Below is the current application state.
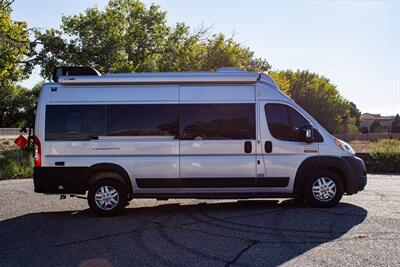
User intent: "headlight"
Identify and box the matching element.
[335,139,355,154]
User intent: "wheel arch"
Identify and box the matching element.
[293,156,352,194]
[83,163,133,195]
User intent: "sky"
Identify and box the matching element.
[11,0,400,115]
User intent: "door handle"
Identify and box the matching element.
[265,141,272,153]
[244,141,252,153]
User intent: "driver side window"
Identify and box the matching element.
[265,103,309,142]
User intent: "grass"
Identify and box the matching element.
[0,138,33,180]
[0,147,34,180]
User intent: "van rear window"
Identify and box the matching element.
[46,105,106,140]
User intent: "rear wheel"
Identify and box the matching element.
[88,179,127,216]
[304,170,344,208]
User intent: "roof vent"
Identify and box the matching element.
[52,66,101,82]
[216,67,247,72]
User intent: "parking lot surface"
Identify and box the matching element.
[0,174,399,266]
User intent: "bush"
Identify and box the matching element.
[2,139,11,145]
[0,147,34,180]
[363,139,400,173]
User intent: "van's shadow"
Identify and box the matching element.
[0,200,367,266]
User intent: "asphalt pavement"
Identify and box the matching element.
[0,174,399,267]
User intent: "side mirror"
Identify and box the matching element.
[301,124,315,143]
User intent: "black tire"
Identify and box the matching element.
[304,170,344,208]
[88,179,127,216]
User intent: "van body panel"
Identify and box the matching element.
[49,84,180,102]
[180,85,255,102]
[180,155,256,178]
[44,140,179,157]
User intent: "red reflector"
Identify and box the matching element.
[14,135,28,149]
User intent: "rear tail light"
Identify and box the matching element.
[33,135,41,167]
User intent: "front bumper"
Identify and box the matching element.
[343,156,367,194]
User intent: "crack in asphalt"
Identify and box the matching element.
[225,241,259,267]
[53,223,162,247]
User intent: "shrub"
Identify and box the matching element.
[365,139,400,173]
[0,147,34,180]
[2,139,11,145]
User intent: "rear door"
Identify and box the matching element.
[258,100,319,193]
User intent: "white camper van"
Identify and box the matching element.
[32,67,367,216]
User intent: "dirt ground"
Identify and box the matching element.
[348,141,376,153]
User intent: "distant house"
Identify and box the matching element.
[360,113,395,133]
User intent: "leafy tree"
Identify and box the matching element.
[370,120,384,133]
[157,23,206,72]
[348,101,361,128]
[345,116,360,134]
[0,80,42,127]
[200,34,270,71]
[35,0,271,79]
[0,0,31,84]
[391,114,400,133]
[0,82,36,127]
[0,0,39,127]
[269,70,358,134]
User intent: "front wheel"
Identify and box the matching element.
[88,179,127,216]
[304,170,344,208]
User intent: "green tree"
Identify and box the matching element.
[0,80,42,127]
[392,114,400,133]
[0,83,37,127]
[348,101,361,128]
[370,120,384,133]
[201,34,270,71]
[270,70,358,134]
[0,0,31,84]
[157,23,206,72]
[0,0,38,127]
[35,0,271,79]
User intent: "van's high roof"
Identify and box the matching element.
[55,67,276,86]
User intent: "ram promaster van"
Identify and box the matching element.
[32,67,367,216]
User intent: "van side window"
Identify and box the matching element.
[265,103,316,142]
[106,105,179,137]
[264,104,292,141]
[46,105,106,140]
[287,106,309,141]
[180,104,255,140]
[45,104,255,140]
[66,112,81,132]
